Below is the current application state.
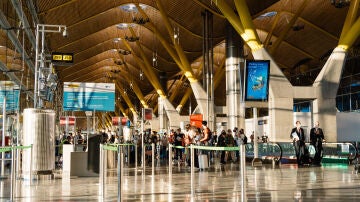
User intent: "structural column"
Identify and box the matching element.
[225,24,244,131]
[158,97,166,132]
[253,48,294,141]
[202,10,215,130]
[312,47,347,142]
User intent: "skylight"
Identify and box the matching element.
[119,3,148,13]
[116,23,136,30]
[257,11,277,19]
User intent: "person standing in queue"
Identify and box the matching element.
[310,121,325,166]
[290,121,306,166]
[200,121,210,145]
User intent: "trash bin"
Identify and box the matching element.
[87,134,102,173]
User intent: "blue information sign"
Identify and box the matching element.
[245,60,270,101]
[0,81,20,111]
[0,90,20,111]
[63,82,115,111]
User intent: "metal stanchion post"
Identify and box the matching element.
[103,145,107,199]
[117,145,121,202]
[142,145,145,172]
[127,145,130,165]
[99,144,103,197]
[168,144,172,174]
[240,144,246,201]
[30,144,33,184]
[10,146,15,201]
[190,145,194,197]
[135,144,138,169]
[151,143,155,172]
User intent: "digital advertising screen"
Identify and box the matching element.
[245,60,270,101]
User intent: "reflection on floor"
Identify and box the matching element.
[1,162,360,201]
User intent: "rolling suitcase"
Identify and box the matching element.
[198,154,209,169]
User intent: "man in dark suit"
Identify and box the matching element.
[290,121,306,166]
[310,121,325,166]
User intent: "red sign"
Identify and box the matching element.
[190,114,203,128]
[144,108,153,120]
[60,116,75,125]
[112,117,128,126]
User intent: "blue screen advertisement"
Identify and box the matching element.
[245,60,270,101]
[0,81,20,111]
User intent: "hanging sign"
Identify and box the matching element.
[52,52,74,65]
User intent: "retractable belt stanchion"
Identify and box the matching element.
[135,144,138,169]
[117,145,122,202]
[190,144,194,197]
[10,145,15,201]
[240,144,246,201]
[168,144,172,175]
[99,144,104,199]
[30,144,33,184]
[151,143,155,173]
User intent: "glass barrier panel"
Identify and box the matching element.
[277,142,296,159]
[244,143,282,159]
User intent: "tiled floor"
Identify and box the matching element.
[1,162,360,201]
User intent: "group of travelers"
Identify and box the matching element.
[290,121,325,167]
[167,121,248,166]
[55,120,326,168]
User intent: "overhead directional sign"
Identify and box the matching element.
[63,82,115,112]
[0,81,19,111]
[51,52,74,65]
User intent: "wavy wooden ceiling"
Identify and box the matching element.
[0,0,358,117]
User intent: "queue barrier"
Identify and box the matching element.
[100,143,156,202]
[169,142,357,165]
[0,145,33,201]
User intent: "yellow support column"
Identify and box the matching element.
[128,28,166,97]
[135,4,183,69]
[156,0,196,81]
[234,0,261,49]
[114,80,137,116]
[339,0,360,43]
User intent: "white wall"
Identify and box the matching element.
[245,116,270,140]
[336,112,360,142]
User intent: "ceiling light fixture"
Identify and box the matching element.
[132,17,150,25]
[114,60,125,65]
[113,38,121,43]
[125,35,140,42]
[118,49,131,55]
[292,24,305,31]
[330,0,351,8]
[173,27,179,44]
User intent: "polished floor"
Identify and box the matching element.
[1,161,360,201]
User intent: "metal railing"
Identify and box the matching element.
[0,145,33,201]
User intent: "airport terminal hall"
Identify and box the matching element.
[1,0,360,201]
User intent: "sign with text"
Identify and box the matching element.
[60,116,75,125]
[112,117,128,126]
[245,60,270,101]
[51,52,74,65]
[190,114,203,128]
[143,108,153,120]
[63,82,115,111]
[0,81,19,111]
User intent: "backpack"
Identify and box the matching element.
[243,135,248,144]
[205,127,213,142]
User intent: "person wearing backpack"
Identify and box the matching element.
[200,121,211,145]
